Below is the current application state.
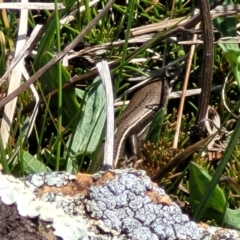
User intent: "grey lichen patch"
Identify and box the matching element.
[22,171,76,189]
[86,169,200,240]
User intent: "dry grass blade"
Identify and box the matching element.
[0,2,64,10]
[172,16,200,152]
[131,4,240,36]
[0,24,42,86]
[0,0,28,148]
[21,67,39,139]
[170,85,222,99]
[97,61,114,170]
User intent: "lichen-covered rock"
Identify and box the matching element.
[0,169,239,240]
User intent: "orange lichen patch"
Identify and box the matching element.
[76,173,94,188]
[146,191,172,205]
[95,172,115,186]
[37,174,94,197]
[197,223,210,229]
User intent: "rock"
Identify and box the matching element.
[0,169,239,240]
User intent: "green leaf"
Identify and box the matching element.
[145,108,165,143]
[224,51,240,87]
[37,52,80,128]
[224,207,240,230]
[22,150,51,175]
[66,78,106,172]
[189,162,226,224]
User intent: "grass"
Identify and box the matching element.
[0,0,240,230]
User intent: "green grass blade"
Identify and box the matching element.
[54,0,62,171]
[117,0,135,85]
[0,135,10,174]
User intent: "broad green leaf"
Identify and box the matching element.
[38,52,80,128]
[224,208,240,230]
[189,162,226,224]
[145,108,165,143]
[22,150,51,175]
[224,51,240,87]
[70,79,105,153]
[75,88,85,99]
[66,78,106,172]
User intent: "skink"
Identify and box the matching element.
[114,78,169,166]
[92,78,169,172]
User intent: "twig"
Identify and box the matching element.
[97,61,114,170]
[173,19,200,152]
[0,0,28,148]
[196,0,214,127]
